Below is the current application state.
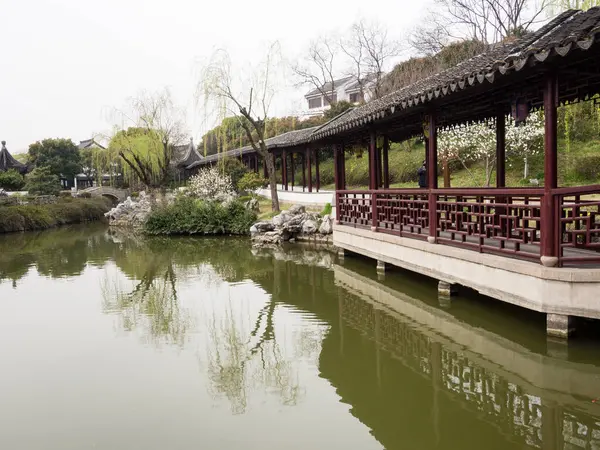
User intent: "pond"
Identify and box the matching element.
[0,224,599,450]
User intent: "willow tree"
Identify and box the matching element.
[199,44,282,212]
[110,89,187,189]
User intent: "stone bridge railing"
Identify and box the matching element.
[81,186,130,203]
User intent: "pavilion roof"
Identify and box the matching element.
[312,8,600,141]
[0,142,27,174]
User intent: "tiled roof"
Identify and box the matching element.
[0,141,27,173]
[172,139,203,168]
[305,76,354,97]
[312,8,600,140]
[78,139,105,150]
[186,127,318,169]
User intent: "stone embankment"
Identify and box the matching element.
[250,204,333,246]
[105,192,175,228]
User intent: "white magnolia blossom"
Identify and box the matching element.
[438,113,544,185]
[188,166,235,202]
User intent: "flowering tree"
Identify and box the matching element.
[438,114,544,186]
[438,121,496,186]
[506,112,544,179]
[188,166,235,203]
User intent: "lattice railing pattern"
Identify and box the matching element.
[337,192,372,227]
[558,189,600,265]
[376,192,429,238]
[435,191,543,259]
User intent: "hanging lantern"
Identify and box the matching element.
[511,98,529,126]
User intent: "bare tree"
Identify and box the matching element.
[341,19,401,101]
[412,0,550,53]
[199,44,282,212]
[292,36,340,106]
[109,88,187,188]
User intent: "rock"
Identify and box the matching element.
[302,219,318,234]
[250,225,258,235]
[252,230,284,245]
[319,215,333,234]
[288,204,306,216]
[283,214,304,233]
[0,189,7,197]
[105,191,153,228]
[245,198,260,212]
[272,212,291,228]
[253,221,274,232]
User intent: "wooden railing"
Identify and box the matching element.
[555,185,600,266]
[434,188,543,260]
[337,187,600,265]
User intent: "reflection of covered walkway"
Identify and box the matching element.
[248,248,600,450]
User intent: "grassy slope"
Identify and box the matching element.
[315,139,600,190]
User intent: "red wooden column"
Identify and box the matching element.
[541,72,559,266]
[383,136,390,189]
[306,147,313,193]
[427,113,438,243]
[369,130,377,190]
[314,149,320,192]
[290,152,295,190]
[282,150,288,191]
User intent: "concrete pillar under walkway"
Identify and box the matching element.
[376,260,386,273]
[546,314,575,339]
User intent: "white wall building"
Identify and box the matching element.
[302,75,378,118]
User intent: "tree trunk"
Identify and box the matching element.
[523,156,529,180]
[265,153,280,212]
[443,158,451,188]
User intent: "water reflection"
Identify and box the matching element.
[1,226,599,450]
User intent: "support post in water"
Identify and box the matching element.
[547,314,575,339]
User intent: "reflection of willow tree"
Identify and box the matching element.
[204,298,300,415]
[102,250,191,347]
[0,224,114,285]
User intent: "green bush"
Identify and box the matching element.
[144,197,257,236]
[320,203,332,216]
[0,169,26,191]
[0,197,111,233]
[238,172,267,193]
[25,166,61,196]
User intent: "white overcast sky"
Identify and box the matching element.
[1,0,432,153]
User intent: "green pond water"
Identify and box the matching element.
[1,224,599,450]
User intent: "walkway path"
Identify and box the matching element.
[257,185,333,206]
